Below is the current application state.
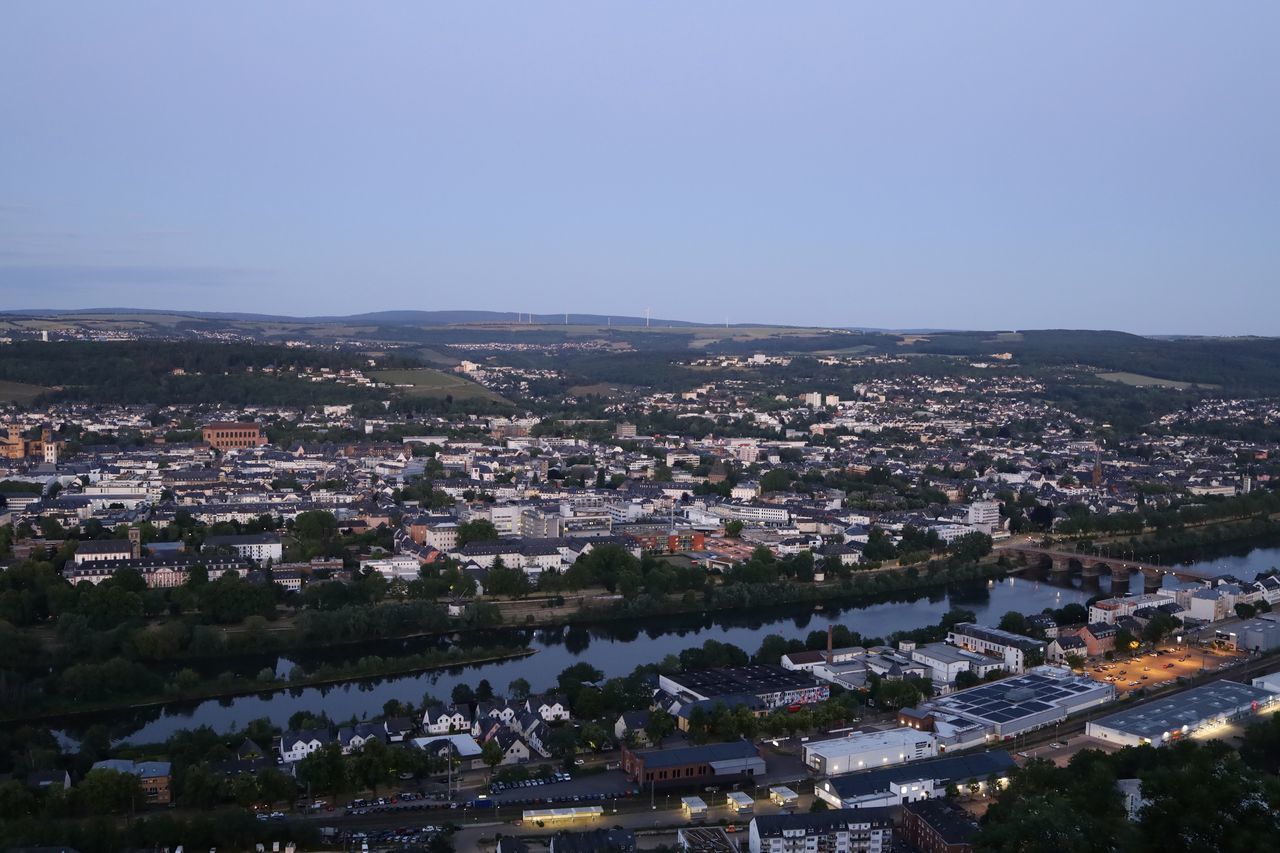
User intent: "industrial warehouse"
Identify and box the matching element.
[657,665,829,710]
[1085,680,1280,748]
[815,750,1016,810]
[803,728,938,775]
[900,666,1115,741]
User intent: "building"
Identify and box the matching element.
[1088,592,1177,625]
[549,828,636,853]
[621,739,765,786]
[202,421,268,451]
[204,532,284,562]
[1085,681,1279,748]
[966,500,1001,531]
[89,759,172,805]
[1233,619,1280,653]
[900,666,1114,740]
[280,728,334,763]
[658,665,829,711]
[72,538,138,564]
[676,826,737,852]
[748,807,894,853]
[0,425,57,460]
[908,643,1004,685]
[901,799,978,853]
[815,751,1015,810]
[803,728,937,776]
[945,623,1045,673]
[63,554,248,588]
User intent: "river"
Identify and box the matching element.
[69,544,1280,745]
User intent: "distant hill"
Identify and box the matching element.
[2,308,704,327]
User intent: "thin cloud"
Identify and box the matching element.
[0,263,266,291]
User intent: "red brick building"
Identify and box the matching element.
[900,799,977,853]
[202,421,267,451]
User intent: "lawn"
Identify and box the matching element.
[372,368,509,403]
[1097,371,1214,390]
[0,379,49,403]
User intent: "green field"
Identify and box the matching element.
[1097,371,1213,390]
[372,368,509,403]
[0,379,48,403]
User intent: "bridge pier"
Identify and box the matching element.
[1142,570,1163,594]
[1110,566,1132,593]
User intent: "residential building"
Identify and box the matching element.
[945,623,1045,673]
[900,799,978,853]
[204,532,284,562]
[90,759,172,805]
[748,807,894,853]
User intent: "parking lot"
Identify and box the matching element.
[1013,734,1120,768]
[1084,645,1246,695]
[487,769,634,807]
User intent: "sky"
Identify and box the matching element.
[2,3,1278,335]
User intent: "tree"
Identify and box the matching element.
[77,768,141,815]
[297,743,347,795]
[998,611,1030,636]
[1235,602,1258,620]
[353,738,393,794]
[456,519,499,547]
[481,739,504,776]
[862,527,896,562]
[475,679,495,703]
[724,519,744,538]
[508,677,531,700]
[1115,628,1138,654]
[644,709,676,745]
[1064,653,1086,671]
[874,679,923,710]
[451,683,476,706]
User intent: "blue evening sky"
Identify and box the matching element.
[2,3,1277,334]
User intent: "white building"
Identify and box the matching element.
[1089,592,1178,625]
[802,728,937,776]
[749,808,894,853]
[945,623,1045,673]
[967,500,1001,530]
[204,533,283,562]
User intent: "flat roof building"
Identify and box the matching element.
[900,666,1114,740]
[1086,681,1279,748]
[815,751,1015,810]
[748,807,894,853]
[659,665,829,710]
[803,727,937,776]
[621,739,765,786]
[901,799,979,853]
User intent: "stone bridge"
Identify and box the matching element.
[999,545,1218,593]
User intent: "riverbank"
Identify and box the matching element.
[0,645,534,725]
[1071,517,1280,570]
[488,556,1013,627]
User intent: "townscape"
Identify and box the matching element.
[5,4,1278,851]
[3,318,1280,852]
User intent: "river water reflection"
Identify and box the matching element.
[71,544,1280,744]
